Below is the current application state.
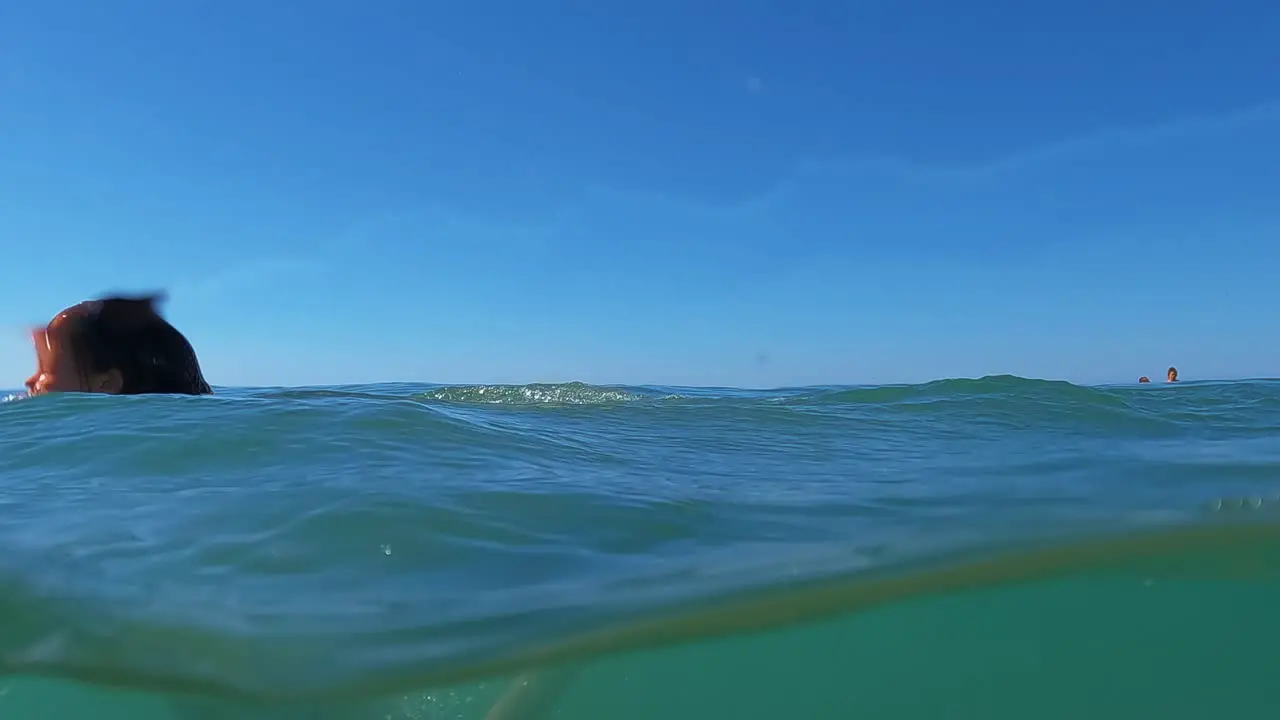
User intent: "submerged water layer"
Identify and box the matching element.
[0,377,1278,717]
[3,522,1278,719]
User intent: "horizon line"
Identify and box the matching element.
[7,375,1277,397]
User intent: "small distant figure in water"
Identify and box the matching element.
[1138,376,1150,383]
[25,293,212,396]
[1167,367,1179,383]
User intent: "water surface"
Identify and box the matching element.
[1,376,1277,718]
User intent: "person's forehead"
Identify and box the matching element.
[47,303,96,330]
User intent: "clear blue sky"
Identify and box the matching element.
[2,1,1278,388]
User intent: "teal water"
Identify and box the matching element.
[1,376,1278,718]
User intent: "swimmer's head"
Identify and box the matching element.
[1138,376,1150,383]
[1167,367,1178,383]
[25,293,212,396]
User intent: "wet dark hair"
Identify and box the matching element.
[59,293,212,395]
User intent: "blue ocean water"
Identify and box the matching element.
[1,376,1278,719]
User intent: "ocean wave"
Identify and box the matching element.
[1,377,1278,710]
[419,382,662,405]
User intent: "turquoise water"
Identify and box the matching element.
[1,376,1278,718]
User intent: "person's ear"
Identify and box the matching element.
[89,368,124,394]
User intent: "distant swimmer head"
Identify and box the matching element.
[25,293,212,396]
[1138,376,1150,383]
[1167,367,1178,383]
